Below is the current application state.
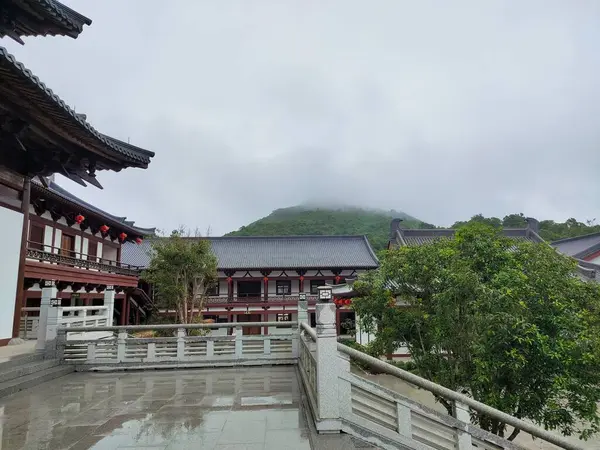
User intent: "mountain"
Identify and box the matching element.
[225,205,424,251]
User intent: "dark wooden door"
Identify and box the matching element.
[61,234,75,257]
[237,314,262,335]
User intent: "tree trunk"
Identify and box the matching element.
[507,427,520,441]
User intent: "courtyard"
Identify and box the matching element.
[0,366,312,450]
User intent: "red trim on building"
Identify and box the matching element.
[584,249,600,262]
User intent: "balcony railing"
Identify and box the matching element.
[206,295,319,304]
[26,241,143,277]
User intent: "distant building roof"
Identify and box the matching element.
[551,232,600,260]
[0,0,91,43]
[31,179,155,239]
[122,235,379,271]
[388,218,545,248]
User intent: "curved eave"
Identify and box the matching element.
[0,47,153,169]
[0,0,91,40]
[31,182,155,238]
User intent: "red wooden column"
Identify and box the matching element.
[226,276,233,302]
[299,275,304,293]
[120,297,127,325]
[263,276,269,302]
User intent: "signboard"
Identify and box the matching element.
[49,298,60,307]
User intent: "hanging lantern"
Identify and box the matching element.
[75,214,85,224]
[335,275,341,283]
[333,298,339,306]
[263,277,269,282]
[119,232,128,242]
[135,237,143,245]
[227,277,232,283]
[299,276,304,281]
[99,225,109,234]
[345,298,352,306]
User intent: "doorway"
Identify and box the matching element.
[61,234,75,258]
[237,313,262,335]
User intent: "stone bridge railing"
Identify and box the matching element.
[298,290,582,450]
[52,322,297,370]
[47,292,582,450]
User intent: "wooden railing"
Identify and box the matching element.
[206,295,319,304]
[55,322,297,369]
[26,241,143,276]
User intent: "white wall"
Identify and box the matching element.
[43,225,53,252]
[0,207,23,340]
[53,228,62,254]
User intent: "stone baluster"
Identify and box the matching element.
[177,327,185,360]
[36,280,57,351]
[234,325,243,357]
[314,285,342,433]
[453,400,473,449]
[104,286,115,326]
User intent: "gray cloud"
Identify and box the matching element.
[6,0,600,233]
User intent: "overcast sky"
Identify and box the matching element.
[5,1,600,234]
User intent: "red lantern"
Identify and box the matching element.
[119,232,128,242]
[299,276,304,281]
[99,225,109,234]
[135,237,143,245]
[227,277,232,283]
[335,275,341,283]
[75,214,85,224]
[345,298,352,306]
[333,298,339,306]
[263,277,269,282]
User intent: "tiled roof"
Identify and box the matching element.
[0,0,91,41]
[122,236,379,270]
[31,180,155,237]
[0,47,154,169]
[551,233,600,259]
[395,228,543,247]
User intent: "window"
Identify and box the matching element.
[276,280,291,295]
[28,223,45,250]
[276,313,292,322]
[310,280,325,294]
[206,282,219,296]
[87,241,98,261]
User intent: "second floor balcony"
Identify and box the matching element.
[25,241,143,288]
[206,294,319,305]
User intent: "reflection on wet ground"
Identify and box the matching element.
[0,366,312,449]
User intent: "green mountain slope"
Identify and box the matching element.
[225,206,424,251]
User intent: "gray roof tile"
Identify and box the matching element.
[122,236,379,270]
[551,233,600,258]
[395,228,543,247]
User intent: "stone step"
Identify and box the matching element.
[0,351,45,372]
[0,359,61,384]
[0,364,74,398]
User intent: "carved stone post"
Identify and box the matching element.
[315,285,341,432]
[297,292,308,327]
[104,285,115,326]
[36,280,57,351]
[453,400,473,449]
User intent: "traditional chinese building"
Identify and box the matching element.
[0,1,155,344]
[122,236,380,336]
[18,178,155,339]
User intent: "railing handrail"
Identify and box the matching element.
[60,306,109,312]
[337,343,581,450]
[300,322,317,341]
[26,241,143,272]
[58,321,297,333]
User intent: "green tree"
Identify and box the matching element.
[142,229,218,324]
[353,223,600,441]
[502,213,527,228]
[452,214,502,229]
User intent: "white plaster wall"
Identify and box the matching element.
[0,207,23,339]
[74,236,82,258]
[53,229,62,254]
[81,237,89,259]
[43,225,53,252]
[97,242,103,260]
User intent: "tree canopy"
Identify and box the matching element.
[353,223,600,441]
[142,229,218,324]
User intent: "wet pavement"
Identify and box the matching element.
[0,366,313,449]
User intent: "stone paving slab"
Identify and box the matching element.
[0,365,312,449]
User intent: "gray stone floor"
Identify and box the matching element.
[0,366,313,449]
